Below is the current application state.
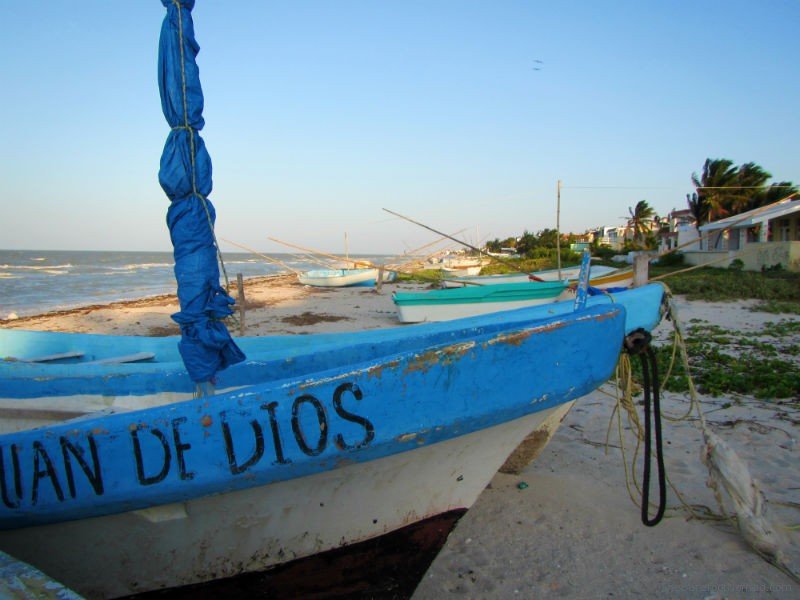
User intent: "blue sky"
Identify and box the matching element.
[1,1,798,255]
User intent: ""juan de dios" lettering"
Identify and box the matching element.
[0,381,374,509]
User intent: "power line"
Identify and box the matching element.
[561,184,796,191]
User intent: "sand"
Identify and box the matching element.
[2,277,798,598]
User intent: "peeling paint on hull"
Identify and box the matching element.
[0,303,636,598]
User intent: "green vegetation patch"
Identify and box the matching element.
[650,266,800,302]
[632,320,800,402]
[751,300,800,315]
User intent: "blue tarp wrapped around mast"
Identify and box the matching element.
[158,0,245,385]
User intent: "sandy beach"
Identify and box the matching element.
[2,276,798,598]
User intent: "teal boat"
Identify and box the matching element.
[393,280,569,323]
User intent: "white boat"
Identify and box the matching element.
[297,267,378,287]
[530,263,617,281]
[394,281,569,323]
[441,264,482,277]
[442,264,620,288]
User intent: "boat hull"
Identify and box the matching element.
[0,305,625,597]
[0,284,666,434]
[393,281,568,324]
[0,407,565,598]
[441,265,482,277]
[396,294,559,323]
[442,265,622,288]
[297,268,378,287]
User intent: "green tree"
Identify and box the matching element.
[731,162,771,212]
[626,200,656,248]
[515,230,538,256]
[691,158,741,222]
[535,228,560,248]
[686,192,709,227]
[750,181,799,210]
[485,238,503,253]
[690,158,797,223]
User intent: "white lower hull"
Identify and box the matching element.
[442,266,482,277]
[396,296,558,323]
[0,406,566,598]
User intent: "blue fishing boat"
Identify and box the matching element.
[0,283,666,434]
[0,303,630,597]
[0,2,666,597]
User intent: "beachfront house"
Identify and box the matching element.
[682,194,800,272]
[659,209,699,254]
[595,226,627,251]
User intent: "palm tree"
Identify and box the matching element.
[731,162,771,212]
[627,200,656,248]
[691,158,740,222]
[750,181,799,209]
[686,192,709,227]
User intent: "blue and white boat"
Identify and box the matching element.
[0,2,665,597]
[0,302,632,597]
[0,283,664,433]
[297,267,379,288]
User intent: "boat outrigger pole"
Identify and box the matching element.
[382,208,527,274]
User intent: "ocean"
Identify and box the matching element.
[0,249,391,319]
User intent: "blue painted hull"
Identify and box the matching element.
[0,303,625,529]
[0,304,626,596]
[0,283,664,405]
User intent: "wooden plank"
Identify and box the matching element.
[7,351,85,363]
[82,352,156,365]
[237,272,245,336]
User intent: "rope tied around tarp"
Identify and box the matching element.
[171,0,236,310]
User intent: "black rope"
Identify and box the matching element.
[624,329,667,527]
[640,346,666,526]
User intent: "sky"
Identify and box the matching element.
[1,1,798,256]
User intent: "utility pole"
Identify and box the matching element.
[556,180,562,278]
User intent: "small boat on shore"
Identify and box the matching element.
[530,263,617,281]
[441,264,482,277]
[393,281,569,323]
[441,264,620,288]
[297,267,379,287]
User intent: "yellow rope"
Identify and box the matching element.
[607,287,800,582]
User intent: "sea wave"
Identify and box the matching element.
[0,263,72,271]
[108,262,173,271]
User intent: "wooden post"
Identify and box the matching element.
[633,253,650,287]
[375,265,384,293]
[237,273,245,336]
